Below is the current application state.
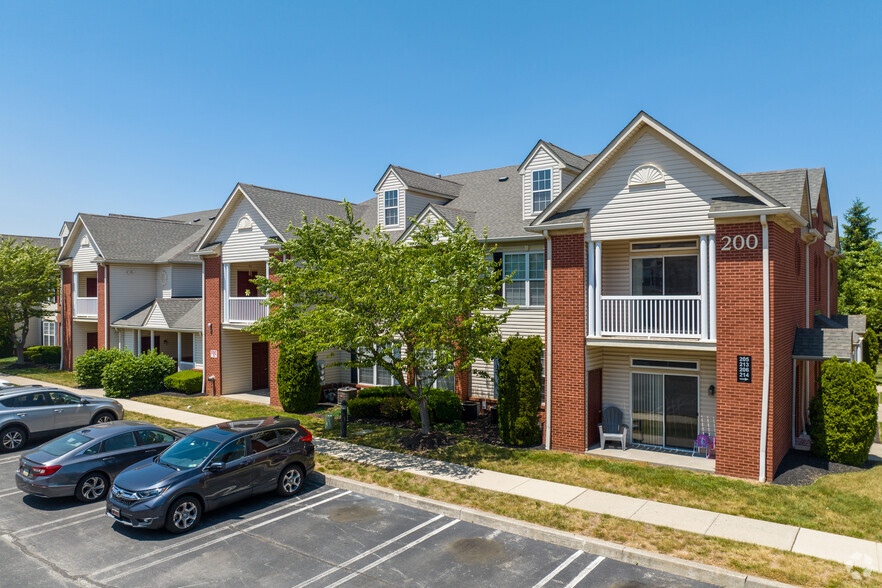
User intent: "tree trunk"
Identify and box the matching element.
[418,396,431,435]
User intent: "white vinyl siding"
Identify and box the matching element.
[318,348,350,385]
[601,238,700,296]
[171,265,202,297]
[145,306,167,328]
[118,329,136,353]
[377,172,405,230]
[218,199,275,264]
[156,265,172,299]
[194,333,203,367]
[221,329,260,394]
[108,264,157,322]
[70,231,97,272]
[71,322,95,360]
[594,346,716,439]
[406,193,447,228]
[561,171,576,192]
[573,130,742,240]
[522,146,562,220]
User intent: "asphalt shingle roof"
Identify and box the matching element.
[543,142,592,172]
[739,169,806,215]
[792,327,854,360]
[0,234,59,250]
[807,168,825,210]
[159,209,221,225]
[238,184,345,238]
[79,214,208,264]
[113,298,202,330]
[390,166,462,198]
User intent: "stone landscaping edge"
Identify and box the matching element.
[316,473,794,588]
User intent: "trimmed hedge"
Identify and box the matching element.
[24,345,60,365]
[356,386,408,399]
[863,327,879,372]
[497,335,543,446]
[408,388,461,424]
[277,348,321,414]
[74,348,126,388]
[163,370,203,394]
[809,357,877,466]
[102,350,177,398]
[347,386,459,423]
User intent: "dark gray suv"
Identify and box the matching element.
[107,416,314,533]
[0,387,124,452]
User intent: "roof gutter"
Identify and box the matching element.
[708,207,807,226]
[524,221,586,232]
[544,229,552,450]
[759,214,771,482]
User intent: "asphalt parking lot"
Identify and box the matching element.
[0,445,718,587]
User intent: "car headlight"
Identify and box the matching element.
[135,487,167,500]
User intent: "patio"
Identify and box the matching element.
[586,443,715,473]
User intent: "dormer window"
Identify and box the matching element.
[532,169,552,212]
[384,190,399,226]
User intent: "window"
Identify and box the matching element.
[277,428,297,444]
[532,169,552,213]
[50,392,80,405]
[42,321,56,346]
[136,429,176,446]
[12,392,52,407]
[102,433,138,453]
[384,190,399,226]
[357,349,399,386]
[250,430,280,453]
[214,438,247,464]
[631,255,698,296]
[631,240,697,251]
[503,252,545,306]
[631,358,698,371]
[41,432,93,456]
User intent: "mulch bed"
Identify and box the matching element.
[400,431,456,451]
[773,449,872,486]
[352,412,505,447]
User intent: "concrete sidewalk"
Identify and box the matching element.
[4,372,879,573]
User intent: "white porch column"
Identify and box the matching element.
[136,329,141,355]
[594,242,602,335]
[708,234,716,341]
[73,273,78,316]
[587,241,595,337]
[700,235,709,341]
[826,256,831,316]
[150,330,155,352]
[177,332,182,370]
[222,263,231,323]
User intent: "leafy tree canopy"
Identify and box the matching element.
[249,203,511,434]
[838,199,882,331]
[0,238,58,362]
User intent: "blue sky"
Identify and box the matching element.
[1,1,880,237]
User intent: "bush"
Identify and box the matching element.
[379,396,411,419]
[356,386,408,399]
[163,370,203,394]
[497,335,543,446]
[863,327,879,372]
[277,348,321,414]
[23,345,61,365]
[809,357,877,466]
[408,388,461,424]
[102,350,177,398]
[348,396,383,419]
[74,348,126,388]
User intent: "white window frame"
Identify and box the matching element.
[42,321,57,346]
[531,169,552,213]
[630,358,699,371]
[630,239,697,252]
[503,252,545,307]
[629,370,701,448]
[629,253,699,296]
[384,190,399,227]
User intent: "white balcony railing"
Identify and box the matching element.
[75,297,98,317]
[227,297,268,323]
[600,296,702,338]
[178,361,196,371]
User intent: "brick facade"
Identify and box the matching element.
[203,256,223,396]
[549,233,587,452]
[97,265,108,349]
[61,266,73,370]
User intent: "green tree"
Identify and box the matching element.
[497,335,543,446]
[249,203,509,435]
[838,199,882,331]
[277,347,321,413]
[0,238,58,363]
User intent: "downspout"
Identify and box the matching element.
[57,277,64,370]
[201,259,207,395]
[805,242,810,327]
[544,230,552,450]
[759,215,771,482]
[104,265,110,349]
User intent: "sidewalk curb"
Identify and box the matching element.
[315,473,794,588]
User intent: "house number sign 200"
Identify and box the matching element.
[721,234,758,251]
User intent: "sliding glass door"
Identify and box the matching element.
[631,373,698,450]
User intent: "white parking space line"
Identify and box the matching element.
[19,511,108,538]
[0,489,22,499]
[0,486,17,493]
[563,556,605,588]
[90,488,341,579]
[324,519,460,588]
[100,490,351,583]
[293,514,446,588]
[532,550,583,588]
[0,455,22,465]
[15,505,106,534]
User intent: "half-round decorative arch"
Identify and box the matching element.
[628,164,665,187]
[237,214,254,231]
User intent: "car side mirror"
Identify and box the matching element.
[80,398,89,405]
[206,462,224,472]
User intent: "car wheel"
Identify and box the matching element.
[1,426,27,453]
[276,463,305,497]
[91,411,116,425]
[165,496,202,534]
[75,472,109,502]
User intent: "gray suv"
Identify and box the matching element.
[0,386,124,452]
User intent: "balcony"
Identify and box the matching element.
[227,297,268,323]
[600,296,702,338]
[75,297,98,317]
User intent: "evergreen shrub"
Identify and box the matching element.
[497,335,543,446]
[102,350,177,398]
[74,348,126,388]
[163,370,203,394]
[863,327,879,372]
[277,347,321,413]
[23,345,61,364]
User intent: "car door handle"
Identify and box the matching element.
[16,413,26,418]
[102,456,114,461]
[53,409,64,413]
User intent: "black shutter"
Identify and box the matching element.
[493,252,504,306]
[350,353,358,384]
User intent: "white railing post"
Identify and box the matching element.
[587,242,595,337]
[700,235,709,341]
[73,273,78,316]
[222,263,230,323]
[594,242,602,335]
[709,234,716,341]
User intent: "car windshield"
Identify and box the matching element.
[158,436,220,470]
[41,432,94,457]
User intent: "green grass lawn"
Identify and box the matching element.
[0,356,79,388]
[134,393,882,544]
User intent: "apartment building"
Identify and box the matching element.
[56,112,858,481]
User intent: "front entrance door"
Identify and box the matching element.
[631,372,698,450]
[140,335,160,354]
[252,342,269,390]
[86,332,98,350]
